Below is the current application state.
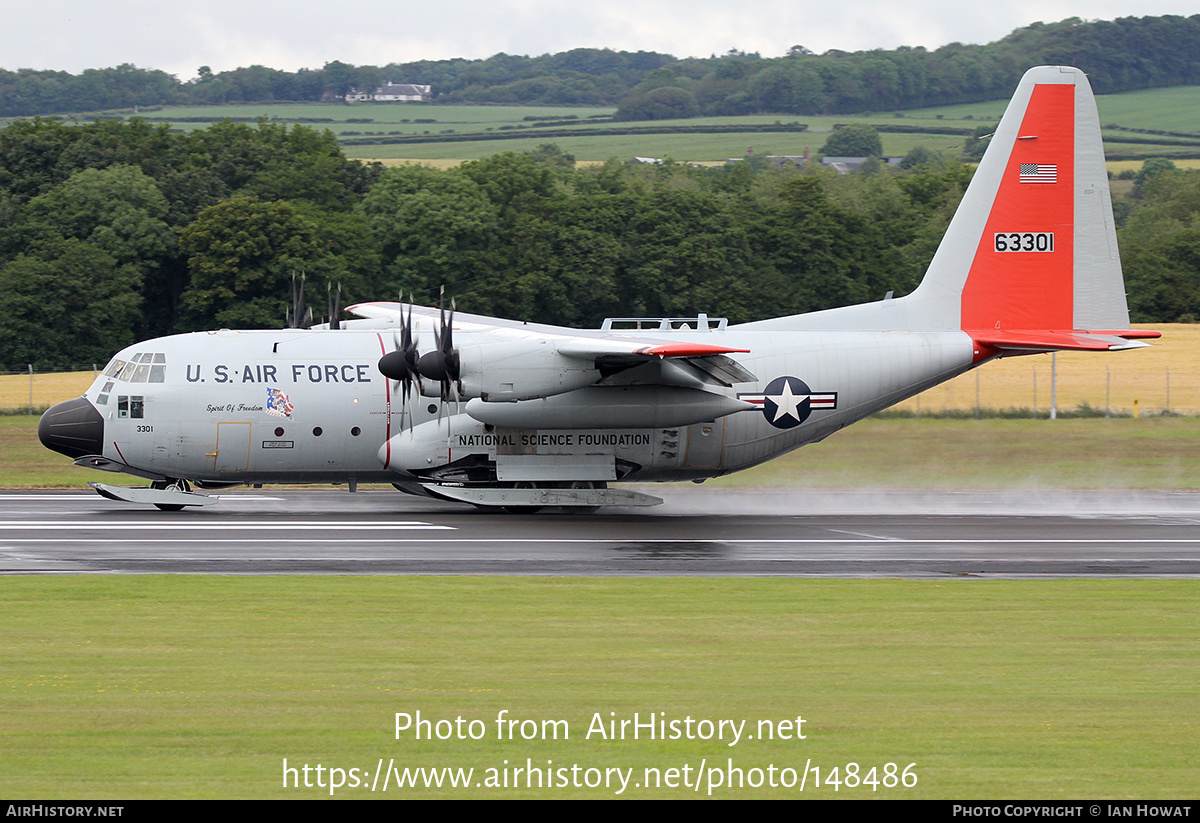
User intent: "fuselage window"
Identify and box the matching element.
[118,396,145,419]
[149,365,166,383]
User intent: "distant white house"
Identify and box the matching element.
[345,83,432,102]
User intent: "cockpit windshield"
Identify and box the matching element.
[102,353,166,383]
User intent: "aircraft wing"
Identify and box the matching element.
[347,301,579,335]
[554,338,756,386]
[350,302,758,388]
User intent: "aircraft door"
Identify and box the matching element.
[212,422,252,472]
[684,419,725,469]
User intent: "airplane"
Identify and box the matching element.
[38,65,1159,512]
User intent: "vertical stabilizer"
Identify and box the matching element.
[911,65,1142,343]
[734,66,1155,344]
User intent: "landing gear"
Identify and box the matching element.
[151,479,191,511]
[565,481,604,514]
[397,480,660,511]
[503,482,542,514]
[501,481,607,514]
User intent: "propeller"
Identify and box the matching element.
[376,298,422,428]
[327,281,342,330]
[416,289,462,424]
[287,272,312,329]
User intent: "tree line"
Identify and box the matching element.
[0,117,1193,369]
[2,16,1199,118]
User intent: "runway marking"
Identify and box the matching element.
[0,521,453,531]
[0,494,285,501]
[4,537,1200,545]
[827,528,902,541]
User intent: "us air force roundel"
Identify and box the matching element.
[738,377,837,429]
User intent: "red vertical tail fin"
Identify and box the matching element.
[910,66,1157,351]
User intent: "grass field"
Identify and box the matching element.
[74,84,1198,163]
[2,576,1196,798]
[898,84,1200,135]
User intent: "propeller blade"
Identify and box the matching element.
[288,272,308,329]
[377,296,428,432]
[327,282,342,330]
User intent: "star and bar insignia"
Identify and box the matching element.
[738,376,837,429]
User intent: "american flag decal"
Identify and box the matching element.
[1019,163,1057,183]
[265,387,294,418]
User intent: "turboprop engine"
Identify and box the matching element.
[430,340,601,402]
[377,298,604,404]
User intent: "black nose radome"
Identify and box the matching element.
[39,397,105,459]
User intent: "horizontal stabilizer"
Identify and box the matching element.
[973,330,1157,354]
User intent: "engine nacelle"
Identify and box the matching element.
[422,340,600,402]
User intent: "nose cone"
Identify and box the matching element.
[38,397,105,459]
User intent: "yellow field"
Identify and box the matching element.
[1,323,1192,415]
[896,324,1192,415]
[0,369,97,410]
[1106,159,1200,173]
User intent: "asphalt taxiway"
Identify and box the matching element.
[4,487,1200,577]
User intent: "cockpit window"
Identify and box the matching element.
[107,353,167,382]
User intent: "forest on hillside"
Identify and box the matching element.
[1,117,1196,370]
[2,16,1199,119]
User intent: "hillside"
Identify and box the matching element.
[2,15,1198,119]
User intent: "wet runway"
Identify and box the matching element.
[4,487,1200,577]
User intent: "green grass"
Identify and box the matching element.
[896,84,1200,134]
[137,102,614,125]
[346,131,824,162]
[709,416,1200,491]
[70,85,1197,162]
[0,416,116,487]
[1,576,1196,798]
